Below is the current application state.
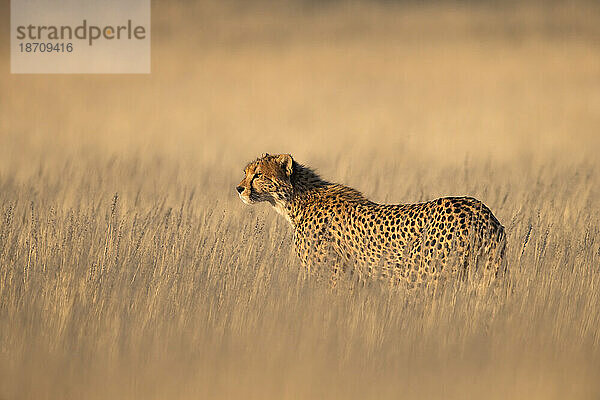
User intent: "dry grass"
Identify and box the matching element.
[1,1,600,399]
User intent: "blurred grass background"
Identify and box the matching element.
[1,1,600,399]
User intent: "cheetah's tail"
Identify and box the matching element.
[494,226,508,277]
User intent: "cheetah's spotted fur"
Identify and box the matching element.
[237,154,506,286]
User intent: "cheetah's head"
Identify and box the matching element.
[236,153,294,206]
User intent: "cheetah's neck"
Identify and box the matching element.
[270,163,328,227]
[274,162,370,227]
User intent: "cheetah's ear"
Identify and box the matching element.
[277,154,294,177]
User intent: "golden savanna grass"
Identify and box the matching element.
[1,1,600,399]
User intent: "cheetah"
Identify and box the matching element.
[236,153,506,287]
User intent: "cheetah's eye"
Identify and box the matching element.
[254,173,262,179]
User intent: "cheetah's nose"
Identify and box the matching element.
[236,186,244,194]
